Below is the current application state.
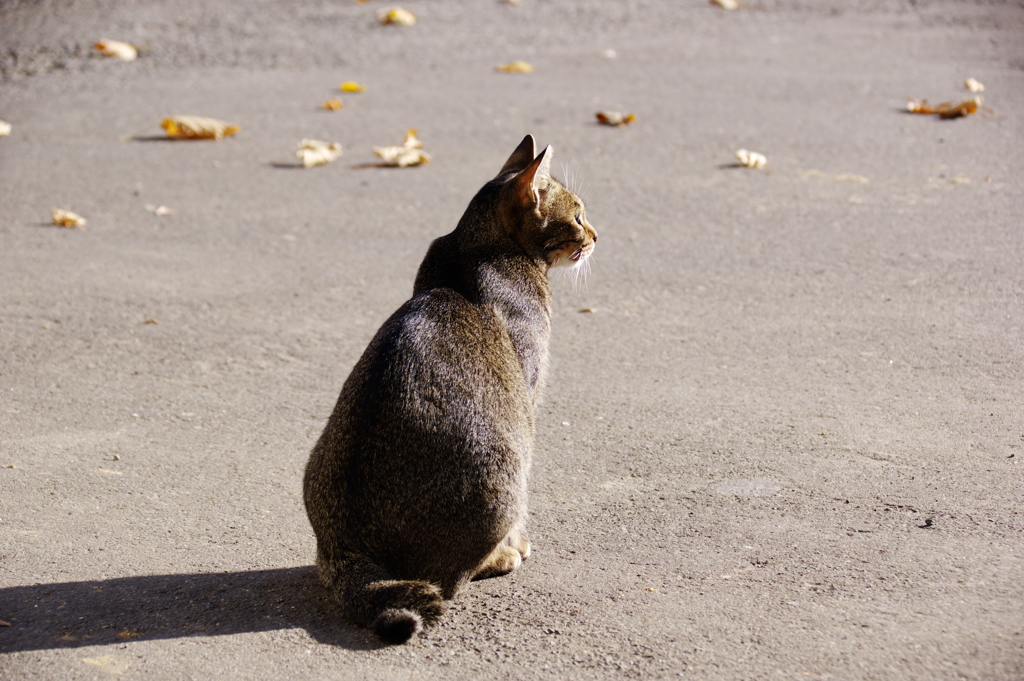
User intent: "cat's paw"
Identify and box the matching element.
[512,532,531,562]
[472,544,523,581]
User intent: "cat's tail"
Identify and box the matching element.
[318,549,445,644]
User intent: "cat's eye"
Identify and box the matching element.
[574,214,583,226]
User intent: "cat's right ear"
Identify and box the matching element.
[497,135,537,177]
[510,145,552,209]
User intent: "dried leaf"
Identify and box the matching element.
[161,116,240,140]
[94,38,137,61]
[734,148,767,169]
[377,7,416,25]
[51,208,86,229]
[964,77,985,93]
[321,98,343,111]
[340,81,367,93]
[118,629,140,640]
[495,60,534,73]
[711,0,739,9]
[0,120,11,136]
[296,139,343,168]
[596,111,635,126]
[906,96,982,119]
[372,128,431,167]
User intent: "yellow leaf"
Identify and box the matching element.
[161,116,240,140]
[296,139,343,168]
[377,7,416,25]
[495,60,534,73]
[51,208,86,229]
[321,98,343,111]
[340,81,366,93]
[94,38,137,61]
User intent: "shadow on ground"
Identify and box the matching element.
[0,566,376,652]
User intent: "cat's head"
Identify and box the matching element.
[495,135,598,271]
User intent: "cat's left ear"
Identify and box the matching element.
[512,145,552,208]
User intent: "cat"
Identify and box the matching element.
[303,135,597,644]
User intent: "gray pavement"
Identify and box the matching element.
[1,1,1022,679]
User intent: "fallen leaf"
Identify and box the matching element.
[81,656,128,674]
[711,0,739,9]
[734,148,767,169]
[143,318,160,324]
[340,81,366,93]
[52,208,86,229]
[377,7,416,25]
[321,98,343,111]
[495,60,534,73]
[371,128,431,167]
[906,96,983,119]
[296,139,343,168]
[596,111,635,126]
[0,120,11,136]
[118,629,140,640]
[579,308,595,313]
[161,116,240,140]
[94,38,137,61]
[964,77,985,93]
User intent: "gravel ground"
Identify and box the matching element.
[1,1,1022,679]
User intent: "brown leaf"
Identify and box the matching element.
[596,111,635,126]
[906,96,983,119]
[372,128,431,167]
[296,139,343,168]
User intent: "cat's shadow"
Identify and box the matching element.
[0,566,378,653]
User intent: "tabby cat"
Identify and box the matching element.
[303,135,597,644]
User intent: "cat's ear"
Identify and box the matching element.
[497,135,537,177]
[511,145,552,207]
